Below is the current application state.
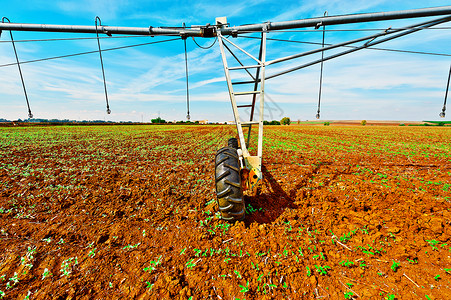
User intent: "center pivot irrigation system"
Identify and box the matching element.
[1,6,451,221]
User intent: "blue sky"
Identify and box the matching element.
[1,0,450,122]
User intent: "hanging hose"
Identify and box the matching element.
[2,17,33,118]
[192,36,217,49]
[183,23,190,121]
[95,16,111,114]
[316,11,328,119]
[440,64,450,118]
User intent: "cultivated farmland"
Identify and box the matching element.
[0,124,450,299]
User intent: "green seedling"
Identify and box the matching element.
[123,243,140,250]
[42,268,51,280]
[339,260,355,267]
[434,274,440,281]
[315,265,331,275]
[234,270,242,279]
[406,258,418,264]
[298,247,304,256]
[185,259,196,269]
[340,229,358,243]
[23,291,31,300]
[426,239,439,251]
[359,260,367,269]
[239,281,250,293]
[144,256,162,273]
[344,291,354,299]
[8,272,19,286]
[268,283,277,289]
[205,199,215,206]
[88,248,96,258]
[391,260,400,272]
[60,257,78,276]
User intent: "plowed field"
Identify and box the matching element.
[0,124,450,299]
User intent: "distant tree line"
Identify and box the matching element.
[263,120,281,125]
[0,118,225,125]
[262,117,291,125]
[1,117,299,126]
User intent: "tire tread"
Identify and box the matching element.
[214,146,245,221]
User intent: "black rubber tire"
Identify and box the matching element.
[227,138,239,149]
[215,147,245,221]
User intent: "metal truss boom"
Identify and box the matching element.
[233,15,451,84]
[1,6,451,37]
[220,6,451,34]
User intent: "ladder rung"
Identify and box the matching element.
[232,80,260,85]
[237,105,254,108]
[234,91,260,96]
[240,121,259,125]
[228,65,261,70]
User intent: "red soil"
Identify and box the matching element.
[0,125,450,299]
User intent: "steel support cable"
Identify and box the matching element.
[265,17,450,79]
[1,17,33,118]
[264,18,442,66]
[234,16,451,84]
[240,35,451,57]
[0,38,180,68]
[238,26,451,34]
[95,16,111,114]
[441,64,451,117]
[183,23,190,121]
[316,11,327,120]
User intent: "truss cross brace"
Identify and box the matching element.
[217,29,267,193]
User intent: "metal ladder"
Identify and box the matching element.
[217,30,267,172]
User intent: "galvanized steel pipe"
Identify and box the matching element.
[0,6,450,37]
[220,6,451,34]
